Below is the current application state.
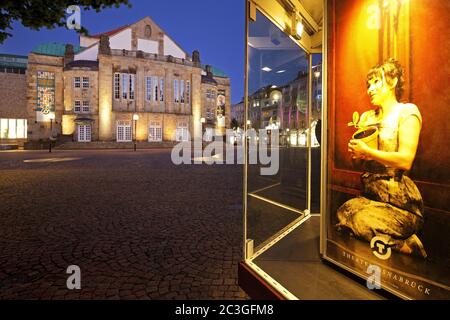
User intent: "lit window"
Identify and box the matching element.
[82,101,90,113]
[74,100,81,113]
[0,118,27,139]
[78,124,91,142]
[82,77,89,88]
[176,122,188,141]
[160,78,164,102]
[122,74,128,99]
[114,73,120,99]
[145,76,152,101]
[129,74,135,100]
[152,76,158,101]
[74,77,81,88]
[174,80,179,103]
[149,121,162,142]
[116,120,132,142]
[186,81,190,104]
[180,80,185,103]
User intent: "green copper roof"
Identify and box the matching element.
[0,53,28,69]
[202,64,227,78]
[32,42,85,57]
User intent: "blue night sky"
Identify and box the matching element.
[0,0,245,104]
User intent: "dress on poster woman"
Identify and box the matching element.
[336,58,427,258]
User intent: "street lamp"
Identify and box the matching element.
[48,113,55,153]
[200,117,205,142]
[133,113,139,151]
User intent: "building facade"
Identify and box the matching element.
[0,17,231,146]
[0,54,28,145]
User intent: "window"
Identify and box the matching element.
[206,89,211,99]
[160,78,164,102]
[122,74,129,99]
[129,74,135,100]
[186,81,190,104]
[174,80,179,103]
[74,77,81,88]
[82,101,90,113]
[153,76,158,101]
[148,121,162,142]
[176,122,189,141]
[82,77,89,88]
[145,25,152,38]
[116,121,132,142]
[0,118,27,139]
[114,73,120,99]
[145,76,152,101]
[74,100,81,113]
[180,80,185,103]
[78,125,91,142]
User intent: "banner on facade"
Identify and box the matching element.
[36,71,55,122]
[216,89,226,128]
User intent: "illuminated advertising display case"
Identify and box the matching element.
[239,0,450,300]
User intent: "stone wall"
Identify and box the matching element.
[26,53,64,141]
[0,72,27,119]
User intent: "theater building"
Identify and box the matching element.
[2,17,230,146]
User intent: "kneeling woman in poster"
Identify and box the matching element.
[336,58,427,258]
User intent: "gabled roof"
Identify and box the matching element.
[89,24,130,38]
[32,43,85,57]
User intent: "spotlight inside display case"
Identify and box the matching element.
[239,0,450,300]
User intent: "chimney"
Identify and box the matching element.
[192,50,200,66]
[99,35,111,55]
[205,65,213,78]
[64,44,74,66]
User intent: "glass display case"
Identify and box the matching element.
[239,0,450,300]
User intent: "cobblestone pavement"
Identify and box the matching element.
[0,149,248,299]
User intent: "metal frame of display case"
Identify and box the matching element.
[241,0,325,300]
[242,0,450,301]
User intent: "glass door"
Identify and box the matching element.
[245,9,311,255]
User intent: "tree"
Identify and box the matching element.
[230,118,239,129]
[0,0,131,43]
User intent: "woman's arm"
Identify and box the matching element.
[349,115,421,170]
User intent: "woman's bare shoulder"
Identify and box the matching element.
[399,103,422,124]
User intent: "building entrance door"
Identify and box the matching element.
[78,124,91,142]
[148,122,162,142]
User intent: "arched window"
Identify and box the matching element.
[145,25,152,38]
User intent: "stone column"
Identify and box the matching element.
[98,54,113,141]
[191,71,202,141]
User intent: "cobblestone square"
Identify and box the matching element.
[0,149,247,299]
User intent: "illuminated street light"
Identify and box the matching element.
[133,113,139,152]
[48,113,56,153]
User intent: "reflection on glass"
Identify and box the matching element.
[311,54,322,212]
[246,11,312,249]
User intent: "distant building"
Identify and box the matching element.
[0,54,28,144]
[0,17,231,146]
[231,100,244,127]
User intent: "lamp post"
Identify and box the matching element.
[48,113,55,153]
[133,113,139,152]
[200,117,205,142]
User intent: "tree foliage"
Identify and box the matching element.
[0,0,131,43]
